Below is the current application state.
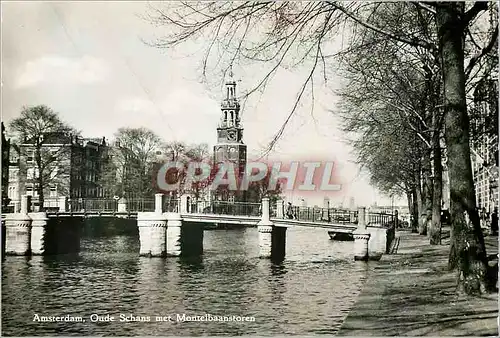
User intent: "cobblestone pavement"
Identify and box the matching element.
[337,229,499,336]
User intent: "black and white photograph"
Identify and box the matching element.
[1,1,498,336]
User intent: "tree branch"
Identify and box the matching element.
[464,1,488,24]
[326,1,437,51]
[465,25,498,79]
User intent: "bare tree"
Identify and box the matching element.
[146,1,498,294]
[9,105,77,210]
[113,127,163,199]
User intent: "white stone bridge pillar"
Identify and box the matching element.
[137,194,167,257]
[58,196,68,212]
[258,197,286,263]
[155,193,164,214]
[137,193,203,258]
[29,211,48,255]
[137,212,167,257]
[353,207,370,261]
[179,195,189,214]
[4,195,32,255]
[118,197,127,213]
[322,197,330,221]
[276,199,284,218]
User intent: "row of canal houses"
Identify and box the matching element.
[1,123,147,212]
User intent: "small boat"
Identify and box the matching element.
[328,231,354,241]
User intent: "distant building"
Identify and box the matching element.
[8,132,108,209]
[106,141,146,199]
[2,122,11,208]
[470,7,499,214]
[349,197,355,210]
[470,77,498,213]
[369,205,409,213]
[7,144,21,210]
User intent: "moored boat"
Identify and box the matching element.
[328,231,354,241]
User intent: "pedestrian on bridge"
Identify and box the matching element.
[286,202,294,220]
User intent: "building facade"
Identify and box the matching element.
[470,77,498,213]
[7,132,108,209]
[2,122,10,208]
[103,141,145,199]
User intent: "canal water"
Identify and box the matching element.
[2,224,371,336]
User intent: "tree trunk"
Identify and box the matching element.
[421,151,433,236]
[415,165,426,235]
[436,2,488,294]
[406,189,413,227]
[411,187,419,233]
[430,118,443,245]
[35,144,45,211]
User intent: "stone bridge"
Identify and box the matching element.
[2,194,398,263]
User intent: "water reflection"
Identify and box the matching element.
[2,226,370,336]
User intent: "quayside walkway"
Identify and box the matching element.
[337,230,498,336]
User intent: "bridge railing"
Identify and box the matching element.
[280,206,358,224]
[366,211,395,226]
[127,198,155,212]
[31,198,60,212]
[328,209,358,224]
[185,200,261,217]
[69,198,118,212]
[165,199,179,212]
[65,197,159,213]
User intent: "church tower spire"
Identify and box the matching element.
[214,66,247,185]
[220,65,241,129]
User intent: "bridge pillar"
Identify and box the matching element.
[5,195,32,255]
[166,212,182,256]
[322,197,330,221]
[179,195,189,213]
[366,225,387,261]
[258,197,286,262]
[29,212,48,255]
[353,207,370,261]
[151,214,168,257]
[349,211,357,224]
[258,224,273,258]
[58,196,68,212]
[137,212,167,257]
[276,199,284,218]
[155,193,164,213]
[21,195,31,214]
[118,197,127,213]
[180,220,204,257]
[258,197,273,258]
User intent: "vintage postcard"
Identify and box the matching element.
[1,1,498,337]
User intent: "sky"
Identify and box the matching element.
[1,1,406,208]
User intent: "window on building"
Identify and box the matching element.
[27,168,40,180]
[26,186,33,196]
[8,186,16,199]
[48,148,58,161]
[27,151,34,163]
[49,185,57,197]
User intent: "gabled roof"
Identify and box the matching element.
[24,131,73,145]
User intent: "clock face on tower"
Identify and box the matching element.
[227,130,237,141]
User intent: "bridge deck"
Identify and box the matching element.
[2,211,359,231]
